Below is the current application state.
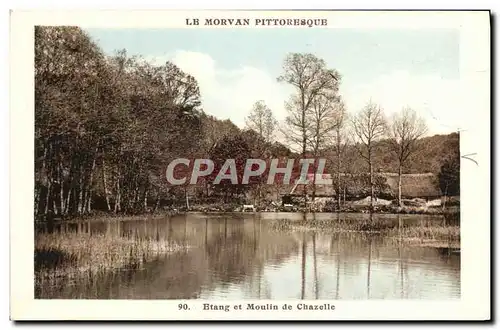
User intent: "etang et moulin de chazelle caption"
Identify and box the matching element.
[202,303,336,312]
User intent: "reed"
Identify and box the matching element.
[269,217,460,243]
[388,225,460,241]
[35,231,186,294]
[270,218,397,233]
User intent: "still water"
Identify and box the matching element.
[37,213,460,299]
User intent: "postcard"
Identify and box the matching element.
[10,9,491,321]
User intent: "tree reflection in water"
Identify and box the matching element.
[35,213,460,299]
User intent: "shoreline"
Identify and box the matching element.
[35,207,460,224]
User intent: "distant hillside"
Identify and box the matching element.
[323,132,460,176]
[377,132,460,174]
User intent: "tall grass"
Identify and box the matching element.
[35,231,185,296]
[387,225,460,240]
[269,217,460,244]
[271,218,397,233]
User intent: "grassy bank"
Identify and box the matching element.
[35,230,186,295]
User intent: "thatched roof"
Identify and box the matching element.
[380,173,442,198]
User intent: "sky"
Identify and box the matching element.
[86,28,462,137]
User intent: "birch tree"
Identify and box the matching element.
[307,94,342,201]
[245,100,278,145]
[389,107,428,206]
[277,53,340,207]
[331,100,349,209]
[278,53,340,158]
[351,101,387,211]
[243,101,277,206]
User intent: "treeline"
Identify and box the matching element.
[35,26,459,217]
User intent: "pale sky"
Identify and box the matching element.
[86,28,463,136]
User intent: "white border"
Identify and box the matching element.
[9,9,491,321]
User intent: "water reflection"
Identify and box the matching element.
[36,213,460,299]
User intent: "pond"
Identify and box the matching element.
[35,213,460,299]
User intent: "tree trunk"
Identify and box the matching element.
[302,100,307,209]
[311,165,317,203]
[154,194,160,213]
[337,166,341,210]
[115,188,121,213]
[58,160,65,215]
[53,199,58,215]
[85,151,99,213]
[302,159,308,209]
[102,158,111,211]
[257,184,261,207]
[398,164,403,207]
[36,144,49,216]
[85,191,92,213]
[35,187,40,216]
[369,160,374,212]
[144,189,148,212]
[77,172,84,214]
[114,169,121,213]
[63,158,77,215]
[185,186,190,210]
[65,188,72,215]
[337,129,342,210]
[44,181,52,215]
[133,185,140,210]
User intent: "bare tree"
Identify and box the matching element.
[245,100,278,146]
[244,101,278,207]
[278,53,340,158]
[389,107,428,207]
[351,101,387,211]
[307,94,343,201]
[331,100,349,209]
[277,53,340,207]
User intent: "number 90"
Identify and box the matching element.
[178,303,189,310]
